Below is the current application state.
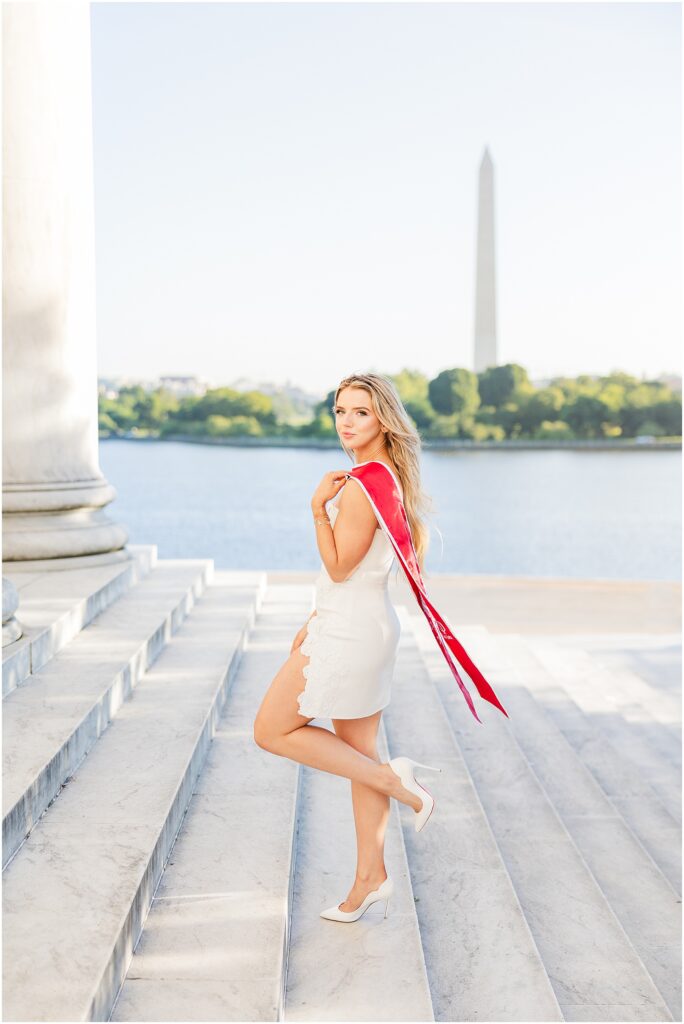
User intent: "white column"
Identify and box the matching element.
[2,1,128,569]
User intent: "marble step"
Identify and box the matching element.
[409,614,674,1022]
[525,639,681,824]
[498,633,681,895]
[534,634,682,699]
[112,584,434,1023]
[2,544,156,696]
[534,637,681,735]
[284,715,434,1021]
[2,571,265,1023]
[450,627,681,1020]
[2,558,220,868]
[381,608,563,1022]
[530,638,681,758]
[111,583,303,1022]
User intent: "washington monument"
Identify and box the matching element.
[473,147,498,372]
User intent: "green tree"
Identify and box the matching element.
[404,397,435,429]
[205,414,263,437]
[534,420,575,440]
[470,422,506,441]
[131,387,180,429]
[563,394,615,438]
[305,408,336,438]
[172,396,204,423]
[315,389,338,419]
[191,388,276,426]
[492,402,524,439]
[98,411,119,435]
[603,371,641,389]
[650,398,682,435]
[160,419,206,437]
[632,419,666,438]
[390,369,430,405]
[516,387,565,434]
[474,405,498,424]
[428,368,480,417]
[98,395,138,431]
[426,413,459,438]
[619,385,670,436]
[478,364,531,407]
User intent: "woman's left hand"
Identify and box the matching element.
[311,470,348,512]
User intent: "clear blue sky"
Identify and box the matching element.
[91,1,681,395]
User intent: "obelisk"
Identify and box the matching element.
[473,147,498,373]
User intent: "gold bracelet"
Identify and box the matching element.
[314,516,331,526]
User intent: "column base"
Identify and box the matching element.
[2,548,134,573]
[3,508,129,566]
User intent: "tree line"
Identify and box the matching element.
[99,364,682,442]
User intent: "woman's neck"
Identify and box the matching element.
[353,439,388,464]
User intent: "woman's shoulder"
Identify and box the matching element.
[350,459,404,501]
[350,458,400,478]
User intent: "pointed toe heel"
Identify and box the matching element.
[320,876,394,922]
[388,755,442,833]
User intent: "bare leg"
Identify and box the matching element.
[253,646,422,812]
[332,711,390,912]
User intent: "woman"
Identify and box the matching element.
[253,372,442,923]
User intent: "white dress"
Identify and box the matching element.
[297,482,402,719]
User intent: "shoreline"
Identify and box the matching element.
[101,434,682,451]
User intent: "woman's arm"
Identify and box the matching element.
[312,479,378,583]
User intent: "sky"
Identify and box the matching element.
[90,1,681,396]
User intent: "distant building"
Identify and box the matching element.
[655,373,682,393]
[98,375,209,399]
[98,376,158,398]
[158,375,208,398]
[529,372,682,393]
[226,377,322,406]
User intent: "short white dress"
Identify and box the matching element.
[296,481,402,719]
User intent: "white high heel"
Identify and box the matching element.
[320,876,394,922]
[388,756,442,832]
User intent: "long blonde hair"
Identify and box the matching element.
[334,373,434,574]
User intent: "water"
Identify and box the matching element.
[100,440,681,581]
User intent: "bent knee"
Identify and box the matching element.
[253,717,275,750]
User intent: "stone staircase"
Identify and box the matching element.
[2,563,680,1022]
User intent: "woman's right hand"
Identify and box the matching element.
[311,471,348,514]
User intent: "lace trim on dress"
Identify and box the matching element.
[297,613,348,716]
[297,500,346,716]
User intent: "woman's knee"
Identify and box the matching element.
[253,713,280,751]
[253,711,307,751]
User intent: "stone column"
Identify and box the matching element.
[2,1,129,572]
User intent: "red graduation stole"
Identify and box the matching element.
[345,460,509,725]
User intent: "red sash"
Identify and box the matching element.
[345,460,509,725]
